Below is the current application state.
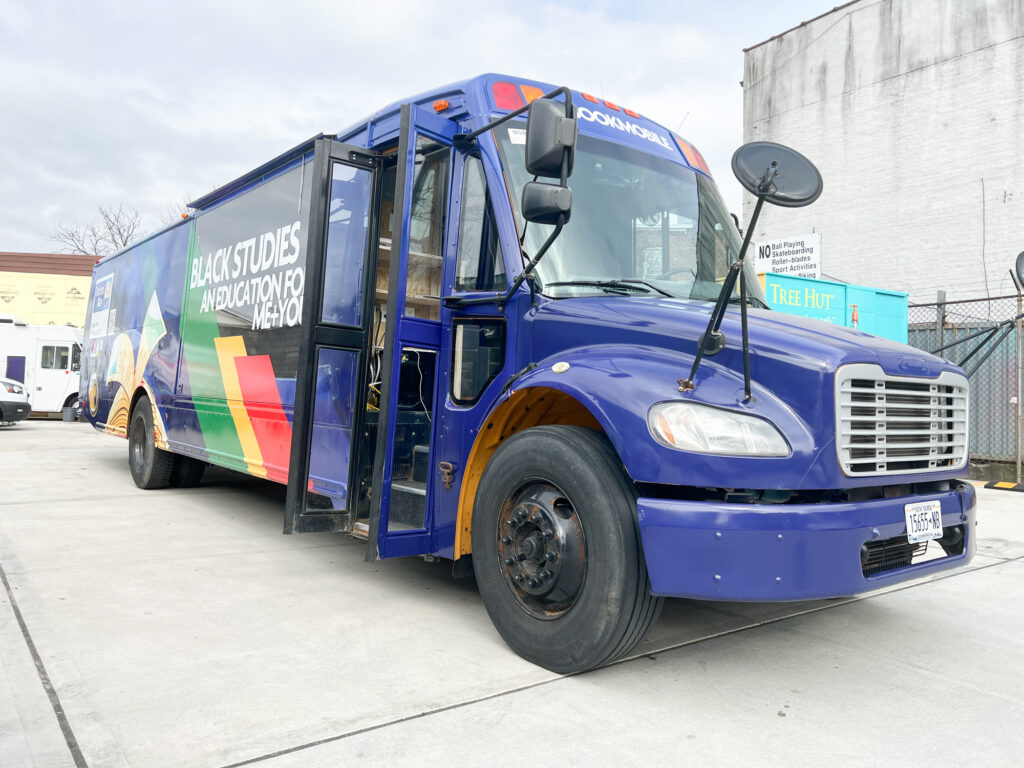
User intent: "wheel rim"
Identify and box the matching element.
[496,482,587,620]
[130,414,147,473]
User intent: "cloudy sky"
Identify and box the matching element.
[1,0,832,253]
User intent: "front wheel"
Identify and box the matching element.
[471,426,662,673]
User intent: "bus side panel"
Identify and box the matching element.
[175,158,314,484]
[82,223,190,444]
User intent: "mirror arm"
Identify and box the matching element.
[740,267,752,401]
[454,87,574,147]
[680,194,765,393]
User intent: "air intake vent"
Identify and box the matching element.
[836,364,968,476]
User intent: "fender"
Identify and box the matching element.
[453,343,816,557]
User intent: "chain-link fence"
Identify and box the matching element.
[907,293,1023,474]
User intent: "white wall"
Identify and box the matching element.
[742,0,1024,303]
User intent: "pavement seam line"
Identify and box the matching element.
[220,554,1023,766]
[620,552,1024,664]
[216,674,565,768]
[0,557,88,768]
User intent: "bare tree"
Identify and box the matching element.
[160,197,194,227]
[51,204,142,257]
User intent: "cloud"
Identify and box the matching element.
[1,0,829,251]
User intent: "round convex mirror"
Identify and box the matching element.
[732,141,823,208]
[1016,250,1024,288]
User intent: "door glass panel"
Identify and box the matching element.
[322,163,372,326]
[452,321,505,404]
[387,346,436,531]
[304,346,360,513]
[404,139,449,321]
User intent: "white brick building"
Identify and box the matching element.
[742,0,1024,303]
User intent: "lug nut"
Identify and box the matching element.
[543,530,553,539]
[505,558,515,566]
[527,578,538,588]
[516,574,524,582]
[502,536,512,545]
[516,554,527,561]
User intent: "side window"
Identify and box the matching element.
[71,343,82,372]
[455,156,507,291]
[451,320,505,405]
[40,345,68,369]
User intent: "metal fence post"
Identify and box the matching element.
[1016,286,1022,485]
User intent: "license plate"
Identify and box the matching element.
[905,500,943,543]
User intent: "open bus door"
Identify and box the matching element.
[285,139,381,534]
[367,105,457,559]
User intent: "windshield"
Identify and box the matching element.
[496,126,766,305]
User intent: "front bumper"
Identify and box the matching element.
[0,401,31,423]
[637,482,976,601]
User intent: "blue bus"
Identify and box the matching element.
[82,74,975,673]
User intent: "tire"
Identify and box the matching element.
[170,455,207,488]
[128,395,174,489]
[471,425,663,673]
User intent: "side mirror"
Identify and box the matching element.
[525,98,577,179]
[1015,251,1024,290]
[521,182,572,225]
[731,141,822,208]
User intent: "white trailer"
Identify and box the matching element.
[0,315,82,414]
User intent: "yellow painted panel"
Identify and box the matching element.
[214,336,267,478]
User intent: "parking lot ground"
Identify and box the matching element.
[2,420,1022,767]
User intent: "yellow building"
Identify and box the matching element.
[0,252,96,327]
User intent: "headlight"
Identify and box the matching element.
[648,401,790,457]
[4,382,22,394]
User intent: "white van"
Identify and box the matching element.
[0,315,82,415]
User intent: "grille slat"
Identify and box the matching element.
[835,364,969,476]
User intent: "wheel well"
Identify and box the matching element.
[454,387,606,559]
[126,387,149,438]
[62,393,78,409]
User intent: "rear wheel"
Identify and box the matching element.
[170,455,207,488]
[471,425,662,673]
[128,395,173,489]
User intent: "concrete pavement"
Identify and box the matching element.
[1,421,1021,767]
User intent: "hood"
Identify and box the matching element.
[527,295,956,380]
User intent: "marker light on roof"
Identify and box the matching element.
[520,84,544,103]
[603,100,620,111]
[581,92,599,103]
[492,81,525,110]
[623,107,640,118]
[674,135,711,175]
[433,99,450,112]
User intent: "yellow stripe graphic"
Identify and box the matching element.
[214,336,267,478]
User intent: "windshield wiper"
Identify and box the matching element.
[727,295,770,309]
[544,280,666,296]
[613,279,675,297]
